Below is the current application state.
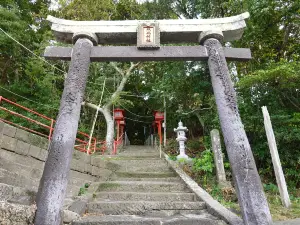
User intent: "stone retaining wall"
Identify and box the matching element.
[0,121,113,182]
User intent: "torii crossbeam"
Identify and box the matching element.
[35,13,273,225]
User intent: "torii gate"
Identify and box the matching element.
[35,13,273,225]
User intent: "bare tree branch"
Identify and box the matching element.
[82,101,104,113]
[110,62,124,76]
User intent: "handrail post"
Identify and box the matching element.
[93,138,96,153]
[49,119,54,142]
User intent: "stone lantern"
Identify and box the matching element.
[174,121,188,160]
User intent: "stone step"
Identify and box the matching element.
[87,201,206,215]
[112,177,181,182]
[121,146,157,152]
[117,151,161,158]
[0,155,44,179]
[0,168,40,190]
[115,171,177,178]
[0,183,35,202]
[110,160,170,172]
[102,156,160,160]
[96,181,189,193]
[94,192,197,202]
[72,215,226,225]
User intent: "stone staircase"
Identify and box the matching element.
[73,146,227,225]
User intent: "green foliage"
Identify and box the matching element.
[263,183,279,194]
[177,158,188,164]
[192,149,215,174]
[168,155,177,161]
[78,183,90,196]
[192,149,215,185]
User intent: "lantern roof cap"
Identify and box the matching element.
[174,120,188,132]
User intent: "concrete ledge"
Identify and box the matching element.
[164,153,243,225]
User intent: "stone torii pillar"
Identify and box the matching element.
[199,31,273,225]
[34,33,97,225]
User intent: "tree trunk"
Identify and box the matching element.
[83,62,140,152]
[103,106,114,152]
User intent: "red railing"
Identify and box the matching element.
[0,96,105,154]
[113,132,124,155]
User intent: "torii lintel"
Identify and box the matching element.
[47,12,249,45]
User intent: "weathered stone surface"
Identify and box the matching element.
[68,198,88,215]
[37,149,48,161]
[71,159,81,172]
[3,124,17,137]
[63,210,80,223]
[47,12,249,44]
[115,171,176,178]
[165,153,243,225]
[0,168,39,191]
[1,135,17,151]
[35,38,93,225]
[15,128,29,143]
[44,46,252,62]
[0,201,36,225]
[210,129,227,187]
[274,219,300,225]
[70,170,97,182]
[111,159,167,168]
[262,106,291,208]
[0,183,35,202]
[28,133,43,146]
[0,121,4,134]
[96,181,188,193]
[91,166,112,179]
[15,140,30,155]
[39,137,49,150]
[91,156,108,167]
[7,194,36,206]
[0,149,45,170]
[204,37,272,225]
[72,215,226,225]
[95,192,196,202]
[87,201,205,214]
[29,145,41,159]
[85,163,93,174]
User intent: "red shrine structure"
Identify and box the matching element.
[153,110,164,146]
[114,108,125,141]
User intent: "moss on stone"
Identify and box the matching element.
[97,183,121,191]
